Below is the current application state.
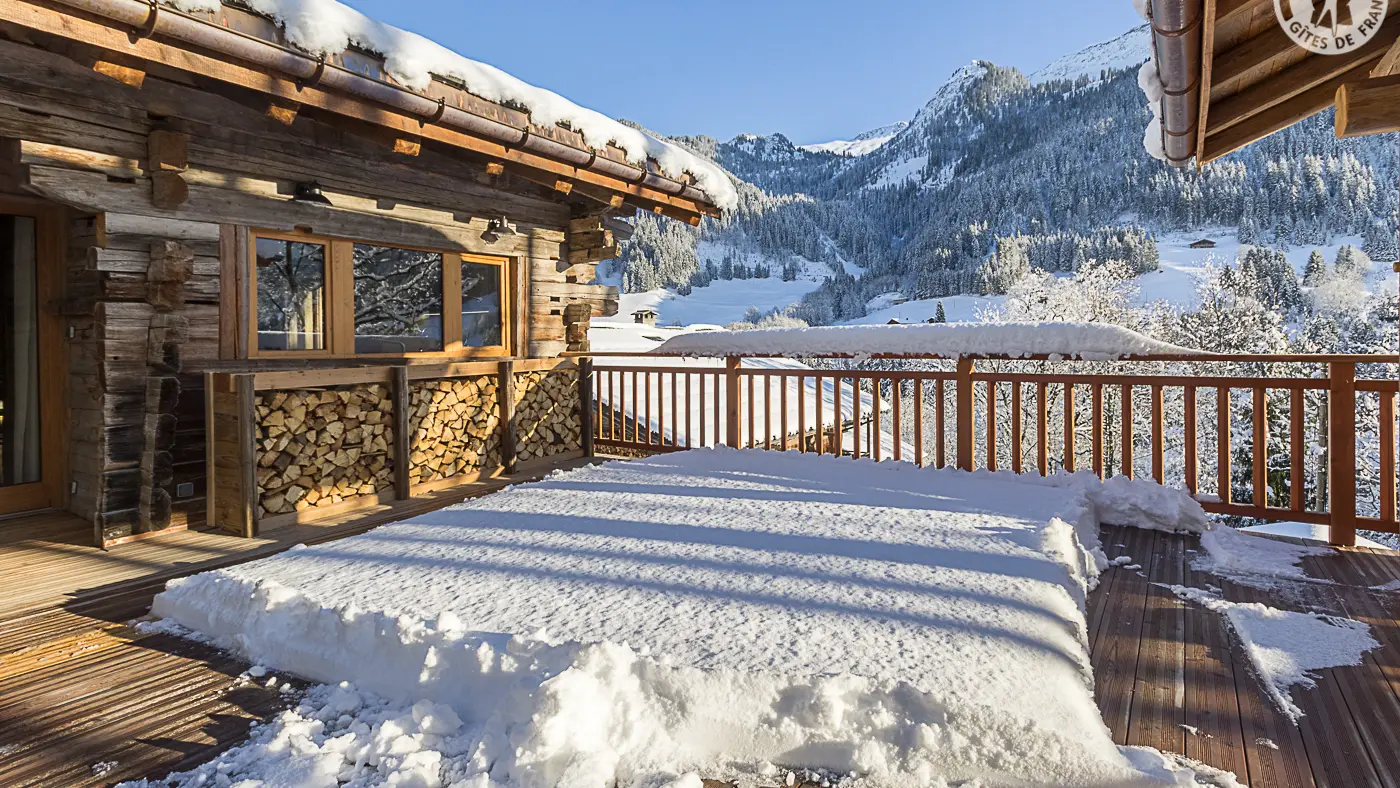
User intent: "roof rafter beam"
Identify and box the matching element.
[1211,24,1296,89]
[1207,15,1400,136]
[1201,58,1377,163]
[1336,73,1400,136]
[1372,33,1400,75]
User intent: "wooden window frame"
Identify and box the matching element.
[247,229,513,361]
[0,196,67,517]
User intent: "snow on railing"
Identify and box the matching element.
[578,352,1399,547]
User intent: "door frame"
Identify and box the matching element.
[0,195,67,516]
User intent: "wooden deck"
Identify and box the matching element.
[0,458,599,621]
[0,458,599,788]
[3,514,1400,785]
[1095,524,1400,787]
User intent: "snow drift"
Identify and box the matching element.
[651,322,1204,359]
[150,450,1218,787]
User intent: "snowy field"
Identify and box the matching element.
[612,230,1380,331]
[137,450,1246,788]
[852,232,1380,326]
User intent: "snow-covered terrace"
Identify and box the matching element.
[130,448,1400,788]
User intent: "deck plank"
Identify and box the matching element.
[1126,528,1187,755]
[1092,526,1154,743]
[1180,543,1250,781]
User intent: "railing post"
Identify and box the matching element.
[499,359,517,475]
[725,356,741,448]
[578,357,595,458]
[1328,362,1357,547]
[956,358,974,471]
[391,365,411,501]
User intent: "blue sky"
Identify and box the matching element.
[342,1,1143,146]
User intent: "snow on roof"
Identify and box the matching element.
[165,0,737,211]
[651,322,1204,360]
[151,449,1219,786]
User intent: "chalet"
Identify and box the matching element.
[0,0,729,546]
[1189,238,1215,249]
[633,309,659,326]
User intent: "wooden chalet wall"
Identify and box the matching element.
[0,26,619,542]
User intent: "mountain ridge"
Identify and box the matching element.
[617,26,1398,326]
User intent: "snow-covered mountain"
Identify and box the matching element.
[799,121,910,157]
[1029,25,1151,85]
[618,26,1399,329]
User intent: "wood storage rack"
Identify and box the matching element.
[205,358,588,536]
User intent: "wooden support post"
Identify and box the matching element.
[391,366,411,501]
[1063,383,1076,473]
[913,379,924,467]
[1010,382,1021,474]
[1151,385,1164,484]
[1253,387,1268,508]
[1184,385,1198,493]
[1120,384,1133,479]
[499,359,517,475]
[237,374,258,538]
[725,357,741,449]
[1036,381,1049,476]
[1381,391,1395,525]
[203,371,216,535]
[579,358,595,457]
[1328,362,1357,547]
[1290,388,1306,512]
[1218,387,1232,504]
[956,358,974,471]
[1091,384,1104,479]
[985,381,997,472]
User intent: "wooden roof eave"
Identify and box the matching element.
[1194,0,1400,165]
[1,0,723,222]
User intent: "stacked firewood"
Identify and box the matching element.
[514,370,582,462]
[255,385,394,517]
[408,377,502,485]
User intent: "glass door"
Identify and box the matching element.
[0,211,50,514]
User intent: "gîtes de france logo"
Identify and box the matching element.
[1275,0,1390,54]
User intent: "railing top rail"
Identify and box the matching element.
[575,351,1395,363]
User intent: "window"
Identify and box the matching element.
[353,245,444,354]
[255,238,326,351]
[461,257,502,348]
[249,231,509,358]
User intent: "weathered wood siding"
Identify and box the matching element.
[0,28,617,540]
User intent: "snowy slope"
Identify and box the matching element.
[849,232,1379,328]
[799,121,910,157]
[1030,25,1152,85]
[148,451,1220,787]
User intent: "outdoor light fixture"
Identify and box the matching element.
[481,216,520,243]
[292,181,333,206]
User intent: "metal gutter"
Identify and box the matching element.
[1147,0,1204,167]
[50,0,716,207]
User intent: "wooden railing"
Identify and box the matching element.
[587,354,1398,546]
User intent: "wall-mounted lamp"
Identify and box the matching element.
[292,181,333,206]
[482,216,519,244]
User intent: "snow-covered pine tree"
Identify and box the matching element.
[1303,250,1328,286]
